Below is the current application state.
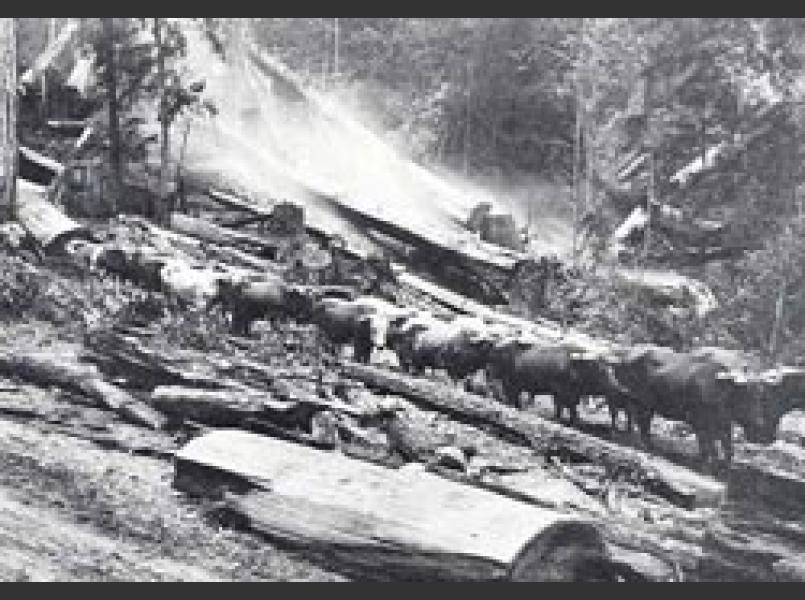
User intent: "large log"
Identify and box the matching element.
[82,329,232,391]
[0,351,165,430]
[174,429,639,581]
[16,180,89,249]
[151,379,370,429]
[169,212,279,259]
[118,215,280,275]
[343,363,725,509]
[151,386,274,426]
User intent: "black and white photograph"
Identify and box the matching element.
[0,16,803,582]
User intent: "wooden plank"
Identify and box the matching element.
[174,429,628,581]
[343,363,726,509]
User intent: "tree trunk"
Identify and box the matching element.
[463,62,472,177]
[101,18,120,213]
[769,279,786,358]
[3,18,17,221]
[40,18,56,123]
[333,18,339,77]
[154,18,170,226]
[174,429,623,581]
[572,18,584,268]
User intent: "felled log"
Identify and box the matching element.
[169,212,279,259]
[205,187,274,219]
[0,351,165,430]
[15,180,90,250]
[343,363,725,509]
[174,429,638,581]
[700,522,802,581]
[120,214,280,275]
[150,378,369,429]
[83,330,226,391]
[84,331,192,390]
[150,386,273,426]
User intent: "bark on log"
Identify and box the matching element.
[170,212,279,258]
[83,330,227,391]
[151,380,367,430]
[174,429,637,581]
[84,331,194,389]
[0,351,165,430]
[120,215,280,274]
[343,363,725,509]
[151,386,274,426]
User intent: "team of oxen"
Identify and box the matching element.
[80,245,804,470]
[198,271,805,469]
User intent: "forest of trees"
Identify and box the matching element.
[7,17,805,363]
[247,18,805,360]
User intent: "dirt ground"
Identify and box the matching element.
[0,409,344,581]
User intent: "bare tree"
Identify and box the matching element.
[2,18,17,221]
[153,17,169,225]
[101,18,121,212]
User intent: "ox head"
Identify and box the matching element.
[358,313,391,350]
[484,336,532,381]
[467,334,497,361]
[718,370,787,445]
[568,347,616,385]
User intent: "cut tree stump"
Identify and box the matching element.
[343,363,725,509]
[174,429,642,581]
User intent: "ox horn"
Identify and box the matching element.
[717,370,749,384]
[570,351,598,361]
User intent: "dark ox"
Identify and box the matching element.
[485,339,629,425]
[386,313,435,369]
[393,318,494,385]
[604,345,780,467]
[312,298,390,364]
[398,321,456,375]
[209,274,288,336]
[436,329,496,385]
[744,367,805,443]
